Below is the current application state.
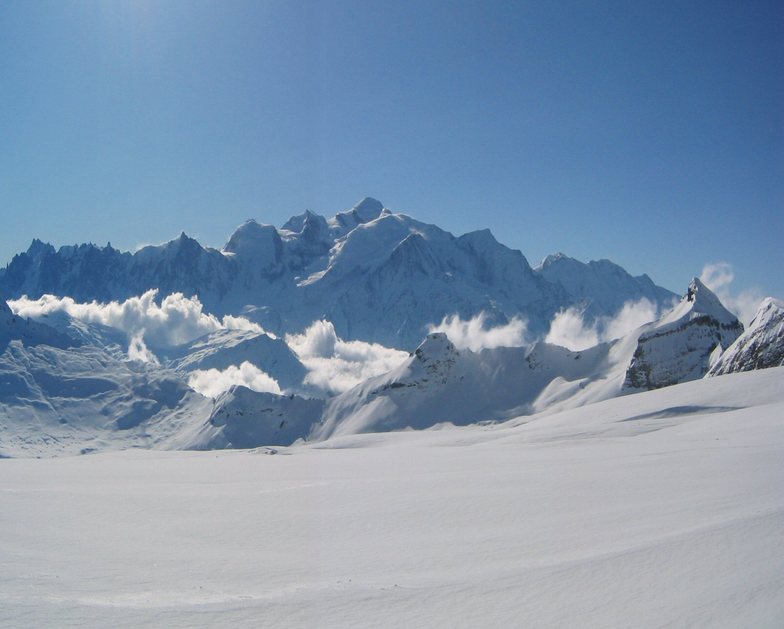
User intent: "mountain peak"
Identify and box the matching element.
[224,219,281,258]
[329,197,386,235]
[755,297,784,321]
[686,277,706,302]
[459,228,498,248]
[707,297,784,376]
[413,332,458,362]
[282,209,326,234]
[537,252,571,270]
[353,197,384,217]
[172,231,200,246]
[680,277,738,325]
[26,238,55,259]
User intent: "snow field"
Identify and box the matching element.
[1,368,782,627]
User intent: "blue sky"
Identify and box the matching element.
[1,0,782,300]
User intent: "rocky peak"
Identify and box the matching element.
[707,298,784,376]
[224,219,282,257]
[414,332,458,363]
[661,277,740,328]
[537,252,570,270]
[26,238,55,260]
[623,279,744,391]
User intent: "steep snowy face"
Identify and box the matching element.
[623,278,743,391]
[535,253,677,319]
[708,298,784,376]
[0,339,210,457]
[204,386,324,449]
[1,296,75,350]
[410,332,460,381]
[327,196,385,236]
[223,220,283,272]
[311,332,622,441]
[306,213,562,348]
[163,328,308,393]
[1,241,134,304]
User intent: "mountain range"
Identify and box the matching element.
[1,199,782,457]
[0,197,676,349]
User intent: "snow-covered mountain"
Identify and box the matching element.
[0,337,210,458]
[0,198,677,349]
[1,292,75,351]
[199,386,324,449]
[311,332,619,440]
[623,278,743,390]
[707,298,784,376]
[0,276,770,455]
[163,328,308,392]
[306,279,766,441]
[536,253,675,320]
[2,202,780,457]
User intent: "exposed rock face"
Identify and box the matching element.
[708,298,784,376]
[623,278,743,391]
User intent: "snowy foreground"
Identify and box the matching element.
[1,368,783,628]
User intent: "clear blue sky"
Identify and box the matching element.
[1,0,782,299]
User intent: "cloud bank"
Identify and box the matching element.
[700,262,764,327]
[8,290,264,361]
[545,298,658,351]
[286,320,408,395]
[545,308,599,351]
[427,312,528,351]
[188,361,282,398]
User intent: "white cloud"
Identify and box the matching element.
[545,298,659,351]
[601,298,658,342]
[699,262,764,327]
[545,307,599,351]
[222,314,271,336]
[427,312,528,352]
[8,290,265,361]
[188,361,282,398]
[288,319,336,358]
[286,320,408,395]
[700,262,734,293]
[127,331,159,365]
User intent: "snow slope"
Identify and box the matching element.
[313,332,619,440]
[1,367,782,627]
[309,279,751,441]
[163,328,308,393]
[0,339,212,458]
[195,386,325,449]
[708,297,784,376]
[0,278,756,455]
[535,252,676,319]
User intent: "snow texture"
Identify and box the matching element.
[0,367,782,627]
